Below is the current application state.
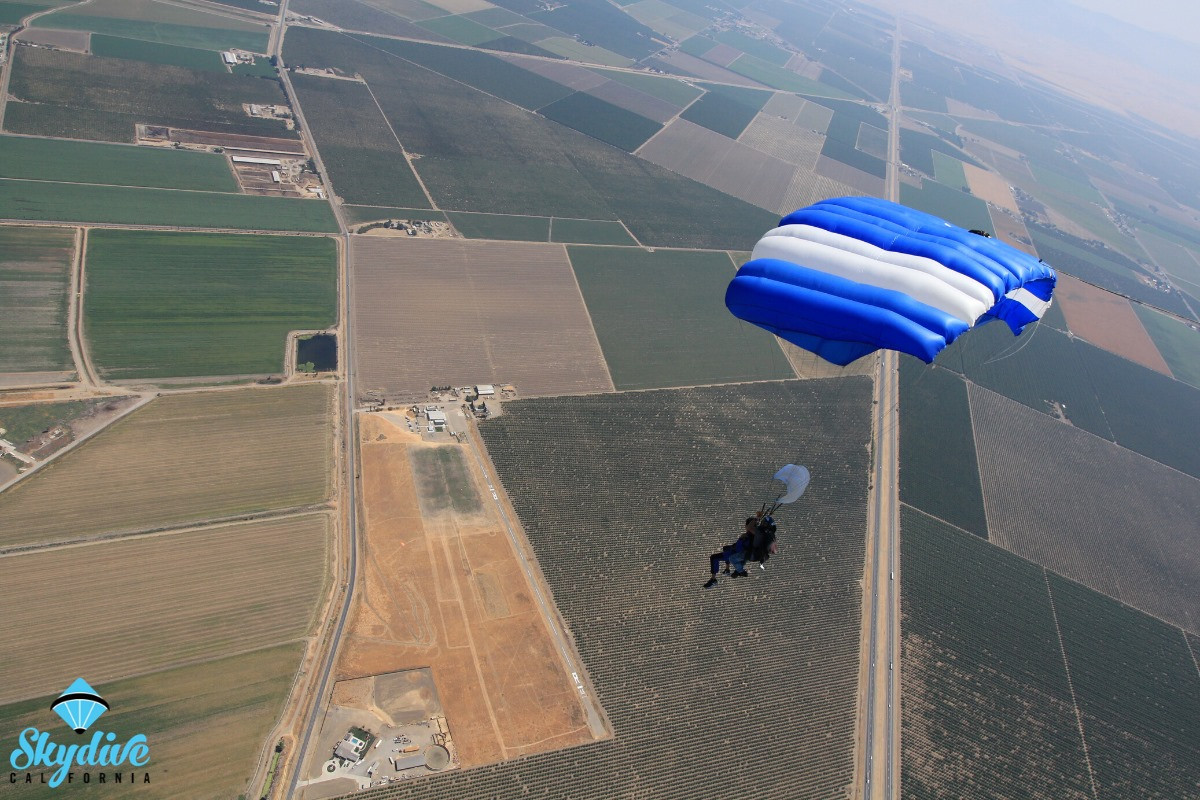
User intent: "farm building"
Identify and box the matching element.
[427,410,447,426]
[222,51,238,65]
[231,156,283,167]
[475,384,495,397]
[334,727,374,763]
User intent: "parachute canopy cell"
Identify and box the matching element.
[724,197,1057,365]
[773,464,810,504]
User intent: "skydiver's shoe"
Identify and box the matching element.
[758,564,766,571]
[704,577,719,588]
[732,570,748,578]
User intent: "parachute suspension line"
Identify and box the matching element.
[980,318,1042,365]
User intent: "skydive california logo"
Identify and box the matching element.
[8,679,151,788]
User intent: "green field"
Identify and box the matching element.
[538,91,661,151]
[231,57,278,77]
[289,74,430,209]
[284,27,777,250]
[589,67,701,107]
[1030,163,1104,204]
[901,510,1101,799]
[0,226,73,374]
[0,179,337,231]
[1078,340,1200,479]
[937,320,1113,441]
[417,13,499,45]
[360,35,572,111]
[550,217,635,245]
[900,178,992,231]
[679,86,765,139]
[446,211,551,241]
[0,644,304,800]
[567,246,794,389]
[711,28,790,65]
[39,0,269,51]
[7,47,296,143]
[0,134,237,191]
[931,150,968,191]
[1133,305,1200,388]
[41,13,268,51]
[84,231,336,379]
[728,54,858,98]
[89,33,226,71]
[898,358,987,537]
[1049,573,1200,797]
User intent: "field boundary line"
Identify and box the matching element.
[1043,569,1100,800]
[65,226,88,386]
[1184,630,1200,681]
[0,502,334,558]
[561,244,617,393]
[358,78,439,211]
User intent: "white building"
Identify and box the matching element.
[475,384,495,397]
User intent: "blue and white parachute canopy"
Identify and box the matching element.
[725,197,1057,365]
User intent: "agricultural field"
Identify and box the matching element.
[1049,574,1200,797]
[351,237,613,399]
[899,178,992,231]
[0,384,333,548]
[380,379,875,800]
[901,508,1097,800]
[445,211,551,241]
[0,179,337,231]
[288,73,430,209]
[38,0,269,51]
[588,66,702,108]
[0,226,74,376]
[934,307,1114,441]
[6,47,297,144]
[736,113,825,169]
[283,27,776,250]
[84,230,337,379]
[0,513,329,705]
[1052,274,1171,374]
[0,133,237,192]
[549,217,635,245]
[89,34,226,71]
[537,91,661,151]
[567,245,795,389]
[0,643,306,800]
[970,385,1200,634]
[637,118,798,213]
[898,358,987,537]
[288,0,449,39]
[1076,339,1200,479]
[1133,305,1200,388]
[679,83,771,139]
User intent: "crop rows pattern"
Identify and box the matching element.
[354,379,873,800]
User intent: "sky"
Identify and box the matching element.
[1067,0,1200,45]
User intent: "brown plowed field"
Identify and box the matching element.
[0,513,329,705]
[0,383,334,548]
[351,237,613,400]
[990,210,1036,255]
[338,413,597,768]
[1053,274,1171,374]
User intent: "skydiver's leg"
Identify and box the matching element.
[709,553,723,576]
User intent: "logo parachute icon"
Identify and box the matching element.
[51,678,110,734]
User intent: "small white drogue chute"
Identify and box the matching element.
[772,464,811,505]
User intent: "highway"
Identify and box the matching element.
[860,22,904,800]
[273,1,362,794]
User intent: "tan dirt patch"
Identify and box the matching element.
[963,162,1020,215]
[17,28,90,51]
[990,211,1036,256]
[1054,274,1172,375]
[338,413,597,768]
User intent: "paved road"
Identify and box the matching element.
[276,3,362,795]
[861,22,904,800]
